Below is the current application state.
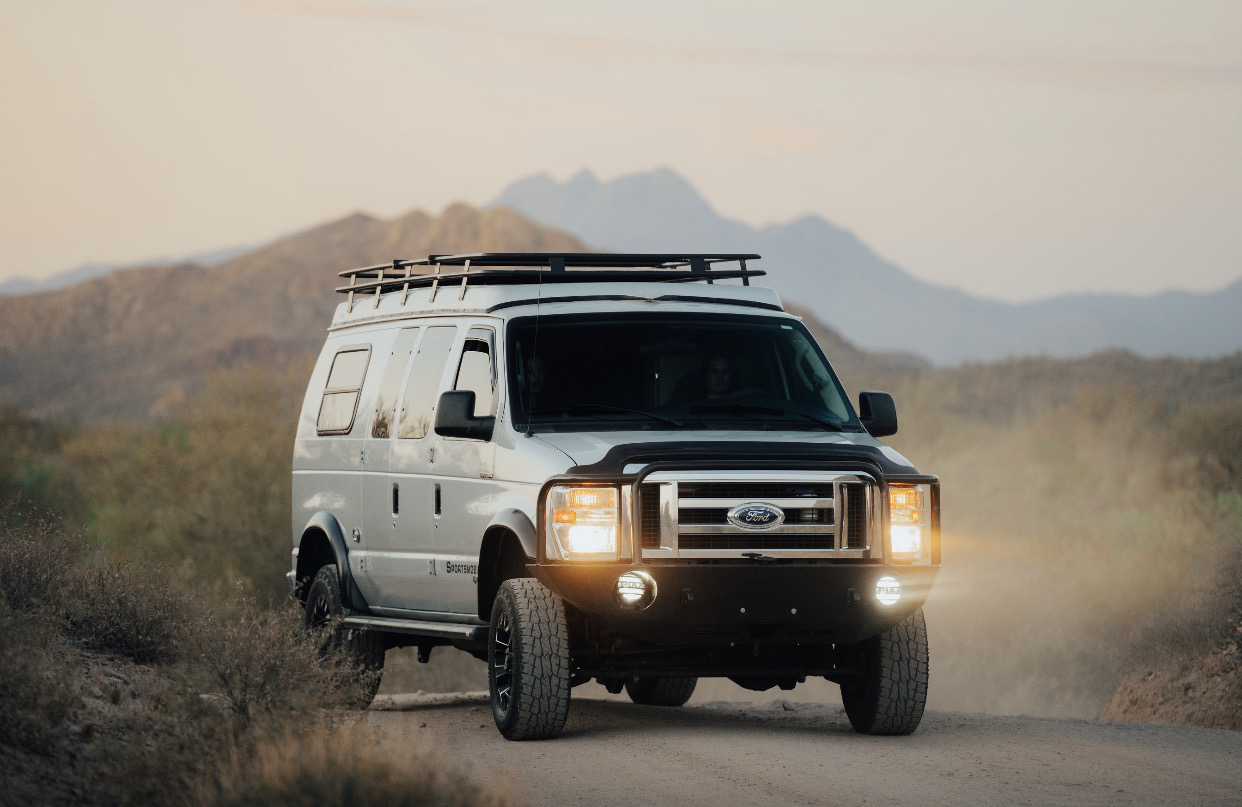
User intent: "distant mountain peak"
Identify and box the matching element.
[488,166,1242,363]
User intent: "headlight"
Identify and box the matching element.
[888,484,930,561]
[546,485,620,561]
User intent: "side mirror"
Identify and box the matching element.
[434,391,495,441]
[858,390,898,437]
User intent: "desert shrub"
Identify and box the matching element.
[193,598,372,734]
[0,603,78,754]
[57,363,307,603]
[65,561,197,665]
[203,726,515,807]
[0,406,70,512]
[1169,401,1242,492]
[0,512,78,612]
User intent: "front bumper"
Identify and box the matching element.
[531,562,937,647]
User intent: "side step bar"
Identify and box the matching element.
[341,615,487,643]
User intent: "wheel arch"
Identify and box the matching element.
[477,508,537,621]
[296,512,369,612]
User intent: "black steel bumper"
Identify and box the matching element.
[531,562,937,647]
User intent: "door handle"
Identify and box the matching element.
[392,482,399,516]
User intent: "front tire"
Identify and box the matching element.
[488,578,571,740]
[840,607,928,735]
[304,564,384,707]
[625,677,697,707]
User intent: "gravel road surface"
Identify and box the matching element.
[367,691,1242,807]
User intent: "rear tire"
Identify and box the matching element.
[840,607,928,735]
[625,677,697,707]
[488,578,571,740]
[304,564,384,708]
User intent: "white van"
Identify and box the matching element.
[290,253,940,739]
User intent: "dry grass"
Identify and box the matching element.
[0,604,78,754]
[0,512,476,807]
[194,600,374,733]
[204,726,516,807]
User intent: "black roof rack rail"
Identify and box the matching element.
[336,252,764,312]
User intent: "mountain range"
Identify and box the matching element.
[0,244,253,296]
[0,203,923,422]
[491,168,1242,365]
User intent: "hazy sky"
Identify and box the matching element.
[3,0,1240,302]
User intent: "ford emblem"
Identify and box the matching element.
[727,502,785,530]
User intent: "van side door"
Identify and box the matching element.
[374,324,458,614]
[356,326,420,607]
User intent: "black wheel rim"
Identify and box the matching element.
[492,609,513,714]
[308,591,332,628]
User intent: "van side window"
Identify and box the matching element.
[317,347,371,435]
[397,326,457,439]
[455,328,496,417]
[371,327,420,438]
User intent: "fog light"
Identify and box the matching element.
[876,575,902,606]
[615,571,657,611]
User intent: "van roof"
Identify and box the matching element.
[328,253,786,329]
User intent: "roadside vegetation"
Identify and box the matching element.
[0,510,514,807]
[0,349,1238,805]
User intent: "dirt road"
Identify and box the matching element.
[367,691,1241,807]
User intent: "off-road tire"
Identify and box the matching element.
[489,578,571,740]
[305,564,385,707]
[840,606,928,735]
[625,677,698,707]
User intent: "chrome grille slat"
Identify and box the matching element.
[677,497,833,509]
[677,524,832,535]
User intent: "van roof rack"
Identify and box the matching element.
[336,252,764,309]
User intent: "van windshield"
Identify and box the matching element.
[507,313,861,432]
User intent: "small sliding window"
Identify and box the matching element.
[317,347,371,435]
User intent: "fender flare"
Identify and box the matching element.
[484,508,537,560]
[300,511,370,612]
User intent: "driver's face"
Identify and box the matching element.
[705,358,732,397]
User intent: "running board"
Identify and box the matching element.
[342,615,487,642]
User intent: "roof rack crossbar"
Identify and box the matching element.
[334,253,763,298]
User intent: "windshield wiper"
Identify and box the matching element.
[528,404,683,427]
[688,403,844,431]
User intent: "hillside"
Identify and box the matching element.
[0,205,588,420]
[491,169,1242,364]
[0,205,918,422]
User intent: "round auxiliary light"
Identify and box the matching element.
[876,575,902,606]
[615,571,657,611]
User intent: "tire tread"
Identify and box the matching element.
[841,607,928,735]
[491,578,571,740]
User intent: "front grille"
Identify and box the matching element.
[637,472,872,558]
[841,482,867,550]
[639,489,661,549]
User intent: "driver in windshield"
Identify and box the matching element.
[704,355,734,399]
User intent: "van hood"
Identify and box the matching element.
[533,429,920,476]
